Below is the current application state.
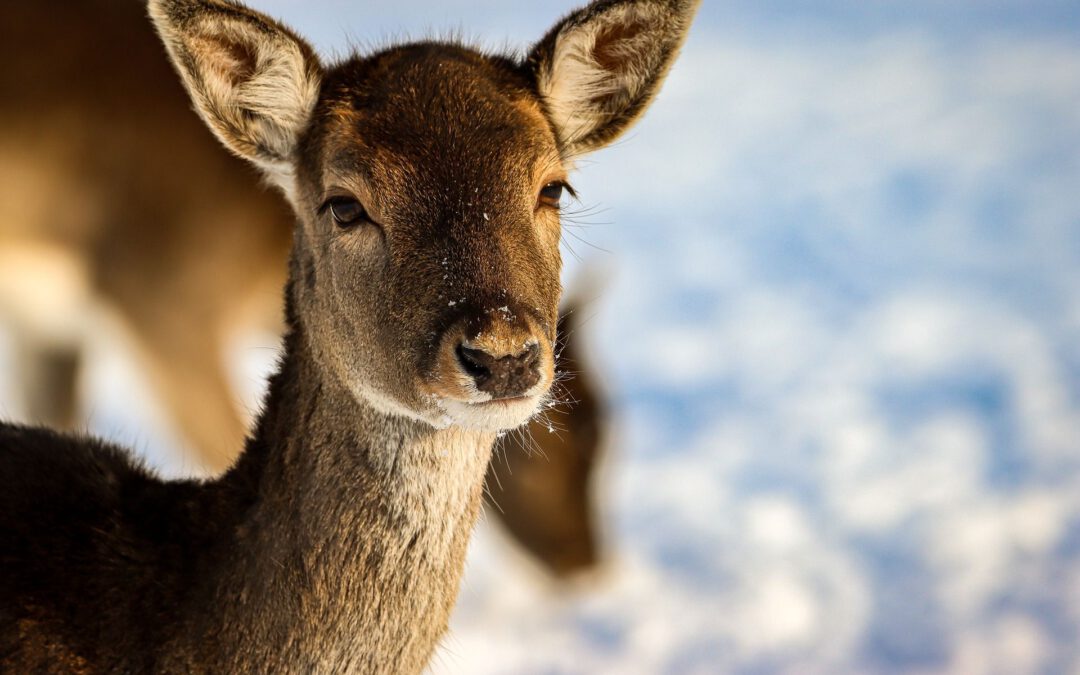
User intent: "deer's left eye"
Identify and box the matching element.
[326,197,368,227]
[539,181,571,209]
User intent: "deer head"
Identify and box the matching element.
[150,0,699,433]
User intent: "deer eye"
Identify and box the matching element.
[539,181,572,209]
[326,197,368,227]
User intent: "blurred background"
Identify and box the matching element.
[3,1,1080,673]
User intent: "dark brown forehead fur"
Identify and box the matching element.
[300,43,561,212]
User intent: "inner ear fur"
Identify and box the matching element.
[527,0,700,155]
[149,0,322,183]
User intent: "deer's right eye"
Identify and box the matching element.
[326,197,368,227]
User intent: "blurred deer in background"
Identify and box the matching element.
[0,0,697,670]
[0,0,293,469]
[0,0,605,576]
[487,299,606,575]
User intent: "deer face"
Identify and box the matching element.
[151,0,699,431]
[291,47,565,429]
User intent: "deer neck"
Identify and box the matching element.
[198,290,496,672]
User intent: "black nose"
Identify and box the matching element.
[456,342,542,399]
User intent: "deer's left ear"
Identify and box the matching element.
[527,0,700,155]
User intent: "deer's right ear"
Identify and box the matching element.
[149,0,321,185]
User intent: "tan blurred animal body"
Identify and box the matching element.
[0,0,604,575]
[0,0,293,467]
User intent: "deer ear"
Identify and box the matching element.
[149,0,321,186]
[528,0,699,155]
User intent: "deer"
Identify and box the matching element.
[0,0,697,670]
[0,0,604,578]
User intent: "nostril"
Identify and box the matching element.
[456,345,491,379]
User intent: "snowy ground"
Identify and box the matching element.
[4,1,1080,673]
